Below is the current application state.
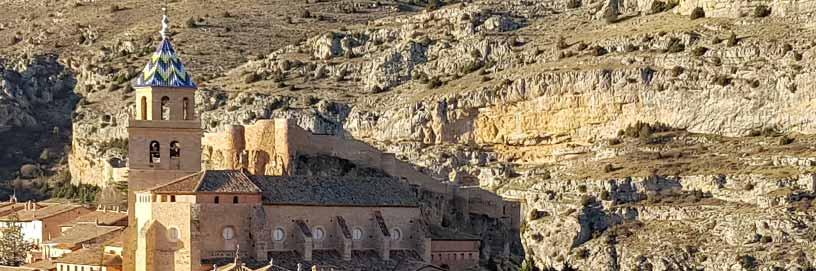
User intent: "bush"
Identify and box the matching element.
[300,9,312,18]
[578,185,588,193]
[618,121,676,139]
[566,0,582,9]
[692,47,709,57]
[426,77,443,89]
[671,66,685,77]
[690,7,705,19]
[590,46,608,56]
[576,248,590,259]
[600,191,612,201]
[603,164,615,173]
[666,38,685,53]
[726,33,738,47]
[738,255,757,270]
[603,7,619,24]
[753,5,771,17]
[713,75,732,86]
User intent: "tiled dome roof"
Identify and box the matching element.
[133,38,197,88]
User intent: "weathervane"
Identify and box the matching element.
[160,0,170,39]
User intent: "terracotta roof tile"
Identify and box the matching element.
[0,204,85,222]
[53,248,122,266]
[151,170,261,194]
[44,224,123,245]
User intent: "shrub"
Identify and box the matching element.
[557,36,569,49]
[580,195,593,207]
[426,77,443,89]
[753,5,771,17]
[692,47,709,57]
[600,191,612,201]
[603,164,615,173]
[576,42,588,51]
[666,38,685,53]
[300,9,312,18]
[427,0,441,11]
[243,72,261,84]
[713,75,732,86]
[671,66,685,77]
[576,248,590,259]
[690,7,705,19]
[577,185,588,193]
[590,46,608,56]
[618,121,676,139]
[566,0,582,9]
[738,255,757,270]
[726,33,738,47]
[603,7,618,23]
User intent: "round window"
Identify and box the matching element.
[313,227,325,240]
[168,227,180,241]
[273,228,286,241]
[390,228,402,241]
[352,228,363,240]
[222,226,235,240]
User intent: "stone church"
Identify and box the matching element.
[123,10,483,271]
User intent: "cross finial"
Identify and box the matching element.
[160,0,170,39]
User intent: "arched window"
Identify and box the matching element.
[149,141,160,164]
[182,97,190,120]
[222,226,235,240]
[390,228,402,241]
[160,96,170,120]
[273,227,286,241]
[214,196,219,204]
[313,227,325,241]
[140,97,148,120]
[170,141,181,158]
[168,227,180,241]
[233,196,239,204]
[352,228,363,240]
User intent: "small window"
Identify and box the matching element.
[214,196,220,204]
[390,228,402,241]
[149,141,161,164]
[140,96,148,120]
[273,227,285,241]
[182,97,190,120]
[222,226,235,240]
[170,141,181,158]
[168,227,180,241]
[313,227,325,240]
[170,195,176,202]
[233,196,239,204]
[352,228,363,240]
[160,96,170,120]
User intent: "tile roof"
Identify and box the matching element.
[44,224,123,245]
[0,204,84,222]
[53,248,122,267]
[60,211,127,228]
[133,38,197,88]
[151,170,262,194]
[251,176,418,207]
[20,260,55,271]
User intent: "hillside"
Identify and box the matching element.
[3,0,816,269]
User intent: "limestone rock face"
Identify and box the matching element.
[47,0,816,269]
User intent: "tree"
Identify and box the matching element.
[0,217,33,266]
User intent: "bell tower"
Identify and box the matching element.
[124,5,201,271]
[127,8,201,192]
